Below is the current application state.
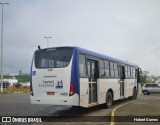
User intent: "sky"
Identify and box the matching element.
[0,0,160,76]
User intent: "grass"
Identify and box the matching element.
[0,86,30,94]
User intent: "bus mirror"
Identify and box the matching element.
[38,45,41,50]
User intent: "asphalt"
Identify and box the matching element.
[115,100,160,116]
[113,93,160,125]
[0,92,160,125]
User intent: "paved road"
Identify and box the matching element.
[0,93,72,116]
[0,93,160,125]
[113,93,160,125]
[0,93,110,117]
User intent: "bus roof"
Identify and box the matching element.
[39,46,139,67]
[75,47,139,67]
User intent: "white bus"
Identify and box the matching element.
[30,47,140,108]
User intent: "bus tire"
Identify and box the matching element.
[105,91,113,109]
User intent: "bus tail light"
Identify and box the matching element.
[30,83,34,96]
[47,92,55,95]
[69,83,75,96]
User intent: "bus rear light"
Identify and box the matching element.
[30,83,34,96]
[69,83,75,96]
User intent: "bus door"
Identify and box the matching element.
[119,66,125,97]
[87,60,98,104]
[136,68,140,92]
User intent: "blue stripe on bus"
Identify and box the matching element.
[70,47,138,104]
[30,55,34,86]
[71,48,80,96]
[76,47,138,67]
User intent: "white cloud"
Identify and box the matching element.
[0,0,159,75]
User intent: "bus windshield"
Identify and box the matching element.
[35,47,74,68]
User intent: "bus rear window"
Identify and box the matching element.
[35,48,73,68]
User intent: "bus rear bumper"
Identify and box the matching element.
[30,94,79,106]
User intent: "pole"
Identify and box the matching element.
[44,37,51,48]
[0,3,9,93]
[47,37,49,48]
[0,3,4,93]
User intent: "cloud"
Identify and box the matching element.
[0,0,160,75]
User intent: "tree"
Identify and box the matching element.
[15,75,29,83]
[140,70,149,84]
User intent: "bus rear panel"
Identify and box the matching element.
[30,47,79,106]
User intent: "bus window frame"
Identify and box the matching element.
[109,61,119,79]
[79,53,87,78]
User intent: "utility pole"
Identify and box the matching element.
[0,3,9,93]
[44,37,52,48]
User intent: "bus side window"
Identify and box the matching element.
[99,60,105,78]
[104,60,110,77]
[114,62,118,78]
[133,67,136,78]
[110,62,114,77]
[125,66,128,78]
[79,54,87,77]
[128,66,131,78]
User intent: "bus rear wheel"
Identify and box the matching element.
[106,91,113,108]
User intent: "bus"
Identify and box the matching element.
[30,46,140,108]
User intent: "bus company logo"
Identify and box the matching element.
[43,80,54,84]
[56,80,63,89]
[39,80,54,88]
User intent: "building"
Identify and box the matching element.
[3,78,18,86]
[21,82,30,87]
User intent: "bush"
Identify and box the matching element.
[15,83,22,88]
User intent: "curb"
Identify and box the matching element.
[0,91,29,94]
